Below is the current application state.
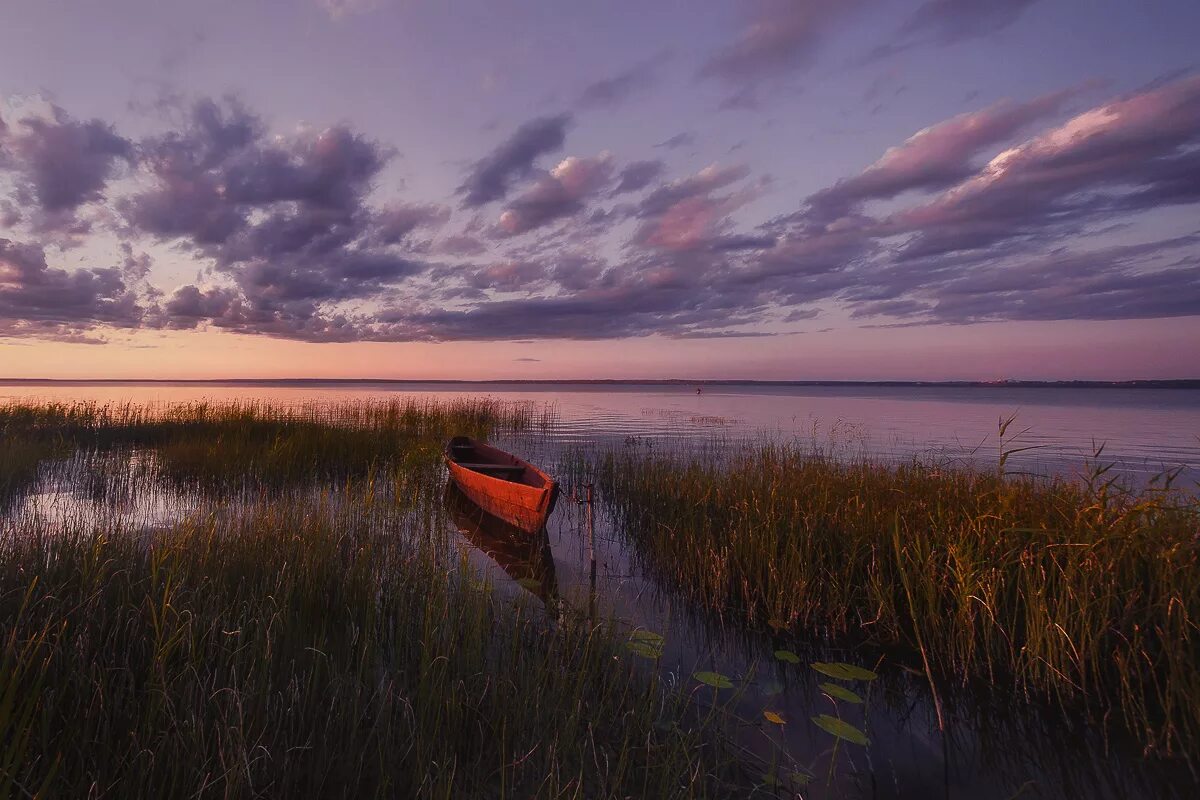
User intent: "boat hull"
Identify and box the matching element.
[445,438,558,533]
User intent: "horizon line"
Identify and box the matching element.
[2,377,1198,388]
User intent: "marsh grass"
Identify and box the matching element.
[0,436,57,504]
[590,444,1200,756]
[0,491,750,798]
[0,399,535,489]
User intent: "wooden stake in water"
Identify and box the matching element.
[586,483,597,622]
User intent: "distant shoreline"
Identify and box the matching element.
[2,378,1198,389]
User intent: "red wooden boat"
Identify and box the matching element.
[444,436,559,533]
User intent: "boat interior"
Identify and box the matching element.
[448,437,531,482]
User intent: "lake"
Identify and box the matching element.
[3,381,1198,487]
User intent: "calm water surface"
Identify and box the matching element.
[4,381,1198,797]
[3,381,1199,485]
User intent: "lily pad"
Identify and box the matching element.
[811,714,870,746]
[773,649,801,664]
[760,679,784,697]
[629,630,665,646]
[763,709,786,725]
[811,661,878,681]
[693,671,734,689]
[625,640,663,659]
[819,682,864,704]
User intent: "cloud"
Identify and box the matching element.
[317,0,383,20]
[612,160,665,195]
[369,203,450,245]
[869,0,1042,61]
[0,238,143,340]
[699,0,871,90]
[847,234,1200,324]
[578,54,666,109]
[121,97,432,339]
[902,0,1040,44]
[807,87,1077,219]
[458,114,571,207]
[4,77,1199,347]
[632,163,762,251]
[0,100,132,234]
[654,132,696,150]
[497,152,614,236]
[888,72,1200,258]
[434,233,489,256]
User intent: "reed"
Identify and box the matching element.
[0,436,57,502]
[0,488,750,798]
[590,444,1200,756]
[0,399,537,488]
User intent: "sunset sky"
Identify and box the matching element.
[2,0,1199,381]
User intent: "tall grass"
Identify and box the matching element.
[0,436,56,503]
[0,487,752,798]
[590,444,1200,756]
[0,399,537,488]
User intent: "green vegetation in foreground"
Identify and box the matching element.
[593,444,1200,756]
[0,487,749,795]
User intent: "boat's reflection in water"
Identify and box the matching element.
[443,482,558,604]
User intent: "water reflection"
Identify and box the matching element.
[444,482,558,605]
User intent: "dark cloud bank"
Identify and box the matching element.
[2,68,1200,345]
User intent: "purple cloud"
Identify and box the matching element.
[807,87,1077,219]
[869,0,1042,61]
[458,114,571,207]
[578,54,667,109]
[612,160,665,195]
[497,153,614,236]
[699,0,871,89]
[0,102,131,233]
[889,73,1200,258]
[0,238,142,340]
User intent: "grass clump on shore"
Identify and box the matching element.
[0,490,749,798]
[592,444,1200,756]
[0,398,535,488]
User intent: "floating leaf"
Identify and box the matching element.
[760,679,784,697]
[811,661,877,681]
[811,714,870,746]
[790,771,813,786]
[774,649,801,664]
[693,671,734,689]
[763,709,786,725]
[819,682,863,704]
[630,630,665,646]
[625,641,663,659]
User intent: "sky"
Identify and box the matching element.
[1,0,1199,381]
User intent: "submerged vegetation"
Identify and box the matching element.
[592,443,1200,756]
